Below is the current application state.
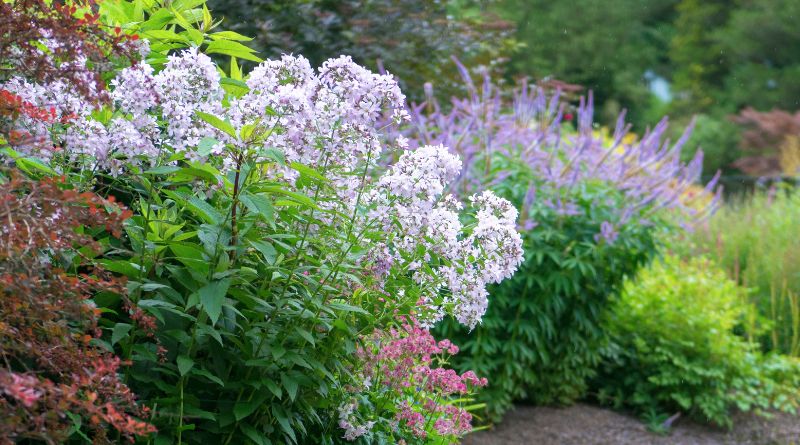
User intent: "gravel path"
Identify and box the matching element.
[462,404,800,445]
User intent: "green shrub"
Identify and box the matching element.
[687,186,800,356]
[438,154,661,420]
[680,113,742,176]
[1,1,523,442]
[594,255,800,428]
[416,69,710,421]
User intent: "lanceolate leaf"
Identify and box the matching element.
[199,278,231,325]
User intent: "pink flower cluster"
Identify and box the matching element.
[349,320,487,440]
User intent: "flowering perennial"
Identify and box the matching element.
[339,320,488,441]
[0,49,523,329]
[407,62,721,239]
[372,146,523,327]
[0,2,522,442]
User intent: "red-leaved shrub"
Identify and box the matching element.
[0,0,137,103]
[0,174,153,444]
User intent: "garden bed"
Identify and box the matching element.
[464,404,800,445]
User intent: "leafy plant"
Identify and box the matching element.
[594,255,800,428]
[687,185,800,357]
[338,318,488,443]
[0,173,153,444]
[439,176,659,420]
[0,1,524,443]
[411,67,714,421]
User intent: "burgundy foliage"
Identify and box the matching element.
[731,107,800,176]
[0,0,137,104]
[0,174,153,444]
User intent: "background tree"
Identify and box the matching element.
[497,0,678,129]
[207,0,517,101]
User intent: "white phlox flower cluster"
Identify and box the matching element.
[370,145,524,329]
[337,401,375,441]
[153,48,225,154]
[1,77,96,160]
[3,49,406,181]
[1,45,524,329]
[446,191,524,327]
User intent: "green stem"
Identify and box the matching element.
[177,378,185,445]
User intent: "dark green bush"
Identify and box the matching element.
[438,155,661,420]
[680,113,742,176]
[594,255,800,428]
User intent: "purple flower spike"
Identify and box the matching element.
[405,63,721,233]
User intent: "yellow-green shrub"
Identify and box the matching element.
[594,255,800,428]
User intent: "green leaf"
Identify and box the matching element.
[205,40,262,62]
[187,196,223,224]
[256,186,317,208]
[184,406,217,421]
[195,111,237,139]
[328,302,369,315]
[290,162,328,183]
[201,3,213,29]
[65,411,92,442]
[196,137,220,157]
[241,423,271,445]
[260,148,285,166]
[264,379,282,399]
[183,28,204,45]
[249,240,277,265]
[169,243,209,273]
[272,406,296,442]
[234,393,268,421]
[294,327,315,346]
[199,323,223,346]
[190,368,225,387]
[210,31,254,42]
[240,123,259,141]
[177,355,194,376]
[111,323,132,346]
[139,9,175,31]
[15,156,58,176]
[141,282,171,291]
[144,165,181,175]
[141,29,188,43]
[220,77,249,97]
[169,6,196,30]
[96,259,140,278]
[281,373,299,402]
[240,193,275,225]
[230,57,242,80]
[174,166,219,183]
[199,278,231,324]
[172,0,206,12]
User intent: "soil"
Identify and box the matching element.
[462,404,800,445]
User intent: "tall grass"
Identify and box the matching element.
[688,185,800,356]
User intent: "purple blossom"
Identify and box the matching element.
[1,46,523,329]
[405,61,721,231]
[595,221,620,244]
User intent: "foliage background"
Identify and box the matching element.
[594,255,800,428]
[207,0,518,101]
